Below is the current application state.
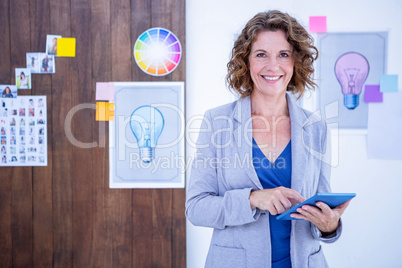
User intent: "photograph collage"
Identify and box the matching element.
[0,96,47,166]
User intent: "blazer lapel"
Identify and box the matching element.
[232,96,263,190]
[287,93,310,195]
[231,94,311,193]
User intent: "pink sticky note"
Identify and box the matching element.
[96,82,114,101]
[309,16,327,32]
[364,85,383,103]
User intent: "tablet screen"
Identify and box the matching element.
[276,193,356,220]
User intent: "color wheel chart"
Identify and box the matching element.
[134,28,182,76]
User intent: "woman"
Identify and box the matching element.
[2,87,13,98]
[186,10,350,268]
[19,72,29,89]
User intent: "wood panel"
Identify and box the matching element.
[0,0,186,267]
[49,1,73,267]
[10,0,33,267]
[91,0,113,266]
[30,0,54,267]
[0,1,13,267]
[70,0,93,267]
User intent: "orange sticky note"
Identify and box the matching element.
[309,16,327,32]
[57,37,76,57]
[96,102,114,121]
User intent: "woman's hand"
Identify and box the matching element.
[249,187,305,215]
[290,200,351,234]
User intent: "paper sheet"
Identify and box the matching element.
[0,96,48,166]
[368,91,402,159]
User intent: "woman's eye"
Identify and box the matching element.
[256,53,265,58]
[279,53,289,58]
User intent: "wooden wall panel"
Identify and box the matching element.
[10,0,33,267]
[91,0,114,266]
[30,0,54,267]
[0,0,186,267]
[70,0,93,267]
[49,0,74,265]
[0,1,13,267]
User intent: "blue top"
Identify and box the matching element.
[252,139,292,268]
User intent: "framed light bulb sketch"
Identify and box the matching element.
[109,81,184,188]
[316,32,388,129]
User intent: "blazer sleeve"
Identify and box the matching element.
[310,123,343,243]
[185,110,261,230]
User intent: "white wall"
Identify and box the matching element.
[185,1,402,267]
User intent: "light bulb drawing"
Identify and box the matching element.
[334,52,369,110]
[130,105,164,163]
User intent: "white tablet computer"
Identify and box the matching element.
[276,193,356,220]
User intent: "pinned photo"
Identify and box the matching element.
[26,52,40,73]
[26,53,55,74]
[46,34,62,55]
[15,68,31,89]
[39,53,55,73]
[1,85,17,99]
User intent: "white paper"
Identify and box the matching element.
[367,91,402,160]
[109,82,185,188]
[0,96,48,166]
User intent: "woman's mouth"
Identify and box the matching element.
[262,75,282,81]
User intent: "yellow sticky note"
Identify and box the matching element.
[96,102,114,121]
[57,37,76,57]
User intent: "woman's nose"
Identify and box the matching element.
[264,57,279,71]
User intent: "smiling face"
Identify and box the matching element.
[249,30,294,98]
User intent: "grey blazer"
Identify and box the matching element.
[186,93,342,268]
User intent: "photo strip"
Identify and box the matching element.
[26,52,55,74]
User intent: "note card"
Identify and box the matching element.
[364,85,383,103]
[57,38,76,57]
[309,16,327,32]
[380,74,398,93]
[96,102,114,121]
[368,91,402,160]
[96,82,115,101]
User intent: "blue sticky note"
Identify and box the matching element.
[380,75,398,93]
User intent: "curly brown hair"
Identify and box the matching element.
[226,10,318,98]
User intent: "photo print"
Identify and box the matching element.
[0,85,18,99]
[26,52,40,73]
[15,68,31,89]
[46,34,62,56]
[26,53,55,74]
